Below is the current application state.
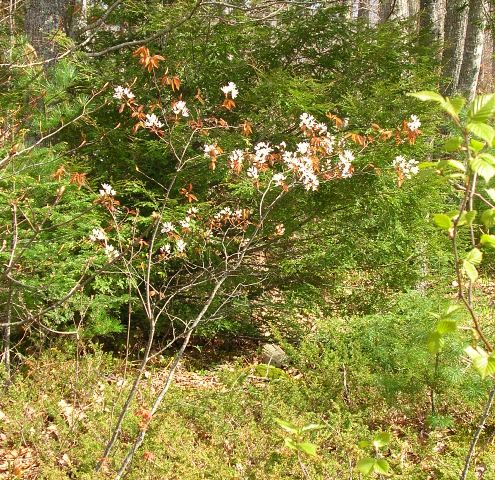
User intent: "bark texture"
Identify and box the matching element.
[457,0,488,100]
[419,0,446,47]
[442,0,469,95]
[25,0,72,64]
[358,0,380,26]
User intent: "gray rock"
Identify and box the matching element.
[261,343,288,367]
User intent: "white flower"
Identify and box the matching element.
[407,114,421,132]
[301,172,319,191]
[300,112,316,130]
[247,166,259,179]
[275,223,285,235]
[172,100,189,117]
[272,172,286,186]
[393,155,419,179]
[338,150,354,179]
[204,144,217,157]
[113,86,134,101]
[228,149,244,171]
[297,142,310,155]
[99,183,116,196]
[315,123,328,135]
[176,239,187,253]
[89,228,106,242]
[179,218,191,229]
[187,207,198,216]
[221,82,239,99]
[161,244,172,256]
[254,142,272,163]
[161,222,175,234]
[104,244,119,260]
[144,113,164,129]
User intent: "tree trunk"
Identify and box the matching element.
[419,0,446,48]
[442,0,469,95]
[25,0,72,65]
[457,0,488,100]
[358,0,380,26]
[478,31,494,93]
[346,0,360,19]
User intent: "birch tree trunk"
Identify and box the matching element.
[478,32,494,93]
[358,0,380,26]
[442,0,469,95]
[25,0,72,65]
[457,0,488,100]
[419,0,446,47]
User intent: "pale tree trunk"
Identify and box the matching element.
[457,0,488,100]
[381,0,409,20]
[25,0,72,65]
[358,0,380,25]
[345,0,360,19]
[419,0,446,48]
[478,31,494,93]
[442,0,469,95]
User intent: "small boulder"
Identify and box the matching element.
[261,343,288,367]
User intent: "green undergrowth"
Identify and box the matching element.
[1,293,495,479]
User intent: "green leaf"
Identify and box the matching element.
[442,98,461,119]
[449,96,466,114]
[433,214,453,230]
[428,331,445,353]
[457,210,477,226]
[436,319,457,334]
[438,159,466,171]
[358,440,371,448]
[467,122,495,146]
[357,457,375,474]
[295,442,317,456]
[486,189,495,202]
[470,139,485,153]
[481,234,495,248]
[372,432,391,448]
[374,459,390,475]
[444,137,463,152]
[301,423,324,432]
[275,418,298,434]
[408,91,445,103]
[470,154,495,183]
[465,346,495,379]
[481,209,495,228]
[466,248,482,265]
[469,94,495,122]
[463,260,478,282]
[284,437,298,451]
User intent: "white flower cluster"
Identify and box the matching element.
[144,113,164,129]
[214,206,246,222]
[407,114,421,132]
[204,144,221,158]
[88,227,119,261]
[272,172,286,186]
[254,142,272,164]
[299,113,332,135]
[172,100,189,118]
[228,149,244,171]
[99,183,116,196]
[393,155,419,178]
[221,82,239,99]
[282,150,319,191]
[113,86,135,101]
[338,150,354,179]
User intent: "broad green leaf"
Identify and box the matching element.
[284,437,298,451]
[481,209,495,228]
[449,96,466,114]
[295,442,317,456]
[428,331,445,353]
[481,234,495,248]
[275,418,298,434]
[442,98,461,119]
[470,139,485,153]
[438,159,465,171]
[433,214,453,230]
[457,210,477,226]
[469,94,495,122]
[486,189,495,202]
[466,248,482,265]
[301,423,324,432]
[358,440,371,448]
[436,319,457,334]
[467,122,495,146]
[357,457,375,474]
[470,155,495,183]
[374,459,390,475]
[465,346,495,379]
[444,137,463,152]
[408,91,445,103]
[372,432,392,448]
[463,260,478,282]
